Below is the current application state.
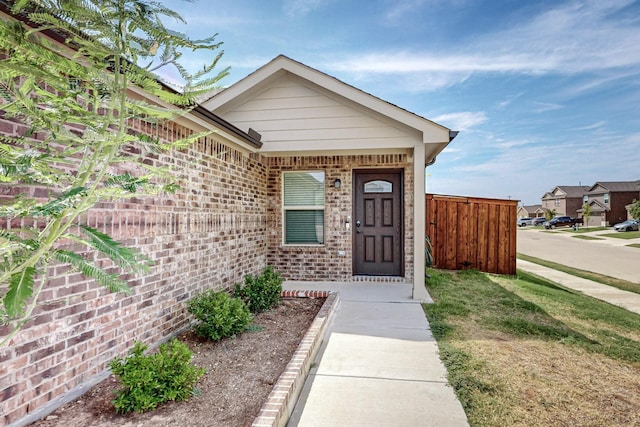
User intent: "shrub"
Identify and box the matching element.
[109,340,204,414]
[233,266,283,313]
[187,290,253,340]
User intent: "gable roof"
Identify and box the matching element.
[523,204,542,212]
[543,186,589,199]
[587,180,640,193]
[579,199,609,213]
[202,55,456,162]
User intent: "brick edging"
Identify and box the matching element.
[251,290,338,427]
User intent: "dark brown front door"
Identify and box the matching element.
[353,170,403,276]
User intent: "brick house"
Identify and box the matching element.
[625,181,640,220]
[0,22,456,427]
[580,181,640,226]
[541,185,589,217]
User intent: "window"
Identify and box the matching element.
[364,180,393,193]
[554,199,560,207]
[283,171,325,244]
[583,195,588,204]
[604,193,609,204]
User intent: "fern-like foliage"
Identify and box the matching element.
[105,173,150,193]
[77,225,153,273]
[4,267,36,318]
[31,187,88,218]
[1,0,229,342]
[53,250,131,294]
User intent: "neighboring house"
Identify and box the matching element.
[0,23,456,426]
[541,185,589,217]
[625,181,640,220]
[517,204,543,218]
[580,181,640,226]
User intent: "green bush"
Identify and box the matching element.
[187,290,253,340]
[233,266,283,313]
[109,340,204,414]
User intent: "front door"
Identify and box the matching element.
[353,170,403,276]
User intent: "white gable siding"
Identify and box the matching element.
[220,75,420,154]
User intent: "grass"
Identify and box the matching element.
[628,243,640,249]
[599,231,640,239]
[571,235,604,240]
[560,226,609,234]
[517,253,640,295]
[423,269,640,427]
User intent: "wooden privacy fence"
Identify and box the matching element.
[426,194,518,275]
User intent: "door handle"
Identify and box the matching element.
[355,220,361,233]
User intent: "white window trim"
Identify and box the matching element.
[282,170,326,246]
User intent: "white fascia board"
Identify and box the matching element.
[259,147,412,158]
[201,63,288,112]
[260,138,415,153]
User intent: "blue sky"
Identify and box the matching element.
[160,0,640,206]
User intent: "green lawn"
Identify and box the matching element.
[571,235,605,240]
[599,231,640,239]
[424,269,640,427]
[561,226,608,234]
[517,253,640,295]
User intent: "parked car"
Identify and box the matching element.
[517,217,534,227]
[532,217,546,226]
[613,219,639,232]
[543,216,583,229]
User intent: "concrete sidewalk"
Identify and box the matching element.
[284,282,469,427]
[517,259,640,315]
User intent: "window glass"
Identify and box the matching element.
[604,193,609,204]
[283,172,324,244]
[364,180,393,193]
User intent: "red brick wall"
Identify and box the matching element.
[0,112,417,425]
[265,154,414,282]
[0,118,268,425]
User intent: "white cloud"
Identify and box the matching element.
[384,0,429,22]
[432,112,488,131]
[283,0,327,17]
[384,0,469,23]
[573,121,607,131]
[325,1,640,91]
[497,92,525,109]
[532,102,564,113]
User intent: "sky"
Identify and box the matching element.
[159,0,640,206]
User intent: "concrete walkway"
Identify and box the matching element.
[517,259,640,315]
[284,282,469,427]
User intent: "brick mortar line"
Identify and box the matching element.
[251,290,339,427]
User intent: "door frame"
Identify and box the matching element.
[352,168,404,276]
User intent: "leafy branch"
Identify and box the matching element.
[0,0,228,345]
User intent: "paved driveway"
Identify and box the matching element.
[516,228,640,284]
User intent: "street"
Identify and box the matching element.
[516,228,640,284]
